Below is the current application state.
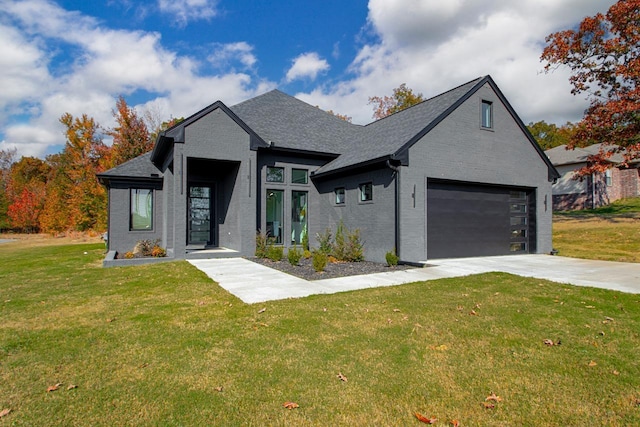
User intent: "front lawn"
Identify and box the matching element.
[1,239,639,426]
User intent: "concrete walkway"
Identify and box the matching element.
[188,255,640,304]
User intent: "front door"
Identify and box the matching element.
[188,185,216,246]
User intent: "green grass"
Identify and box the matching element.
[1,239,640,426]
[553,197,640,262]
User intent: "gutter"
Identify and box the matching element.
[386,159,401,261]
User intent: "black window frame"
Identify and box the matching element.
[291,168,308,185]
[481,100,493,129]
[130,188,154,231]
[359,182,373,203]
[334,187,345,205]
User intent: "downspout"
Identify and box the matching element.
[386,159,401,261]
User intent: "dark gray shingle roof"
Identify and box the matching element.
[98,152,162,181]
[545,143,629,166]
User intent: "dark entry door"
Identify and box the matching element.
[188,185,216,246]
[426,181,534,259]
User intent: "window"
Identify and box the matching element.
[291,168,308,184]
[266,166,284,183]
[481,100,493,129]
[359,182,373,202]
[605,169,612,186]
[291,191,308,245]
[335,187,345,205]
[130,189,153,230]
[266,190,284,244]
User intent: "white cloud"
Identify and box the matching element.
[298,0,608,126]
[286,52,330,82]
[0,0,269,157]
[208,42,257,69]
[157,0,218,27]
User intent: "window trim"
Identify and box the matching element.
[358,182,373,203]
[481,100,493,130]
[334,187,345,205]
[130,188,154,231]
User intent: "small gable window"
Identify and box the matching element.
[130,188,153,230]
[335,187,345,205]
[481,100,493,129]
[266,166,284,183]
[291,168,308,184]
[359,182,373,202]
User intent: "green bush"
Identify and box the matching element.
[312,250,328,272]
[301,232,309,251]
[345,228,364,262]
[333,221,347,260]
[287,245,302,266]
[266,244,284,262]
[255,231,268,258]
[385,250,399,267]
[316,228,333,254]
[303,249,312,259]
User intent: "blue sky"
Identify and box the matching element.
[0,0,610,157]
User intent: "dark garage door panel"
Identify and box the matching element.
[427,181,514,259]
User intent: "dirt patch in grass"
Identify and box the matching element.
[250,256,412,280]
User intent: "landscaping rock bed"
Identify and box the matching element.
[249,256,412,281]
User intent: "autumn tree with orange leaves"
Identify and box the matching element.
[542,0,640,174]
[107,96,153,168]
[369,83,425,120]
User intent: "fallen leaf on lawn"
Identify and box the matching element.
[393,308,401,312]
[543,339,554,346]
[450,420,460,427]
[474,303,481,309]
[323,307,327,312]
[482,402,495,409]
[47,383,62,392]
[599,331,605,336]
[337,372,348,382]
[283,401,299,409]
[0,409,11,418]
[139,363,149,368]
[258,308,266,314]
[634,397,640,406]
[414,412,437,424]
[456,305,464,311]
[67,384,77,390]
[585,305,595,309]
[387,318,392,324]
[430,344,448,351]
[197,301,206,306]
[612,370,620,376]
[214,386,224,392]
[469,310,477,316]
[486,392,502,402]
[604,316,614,322]
[588,360,597,367]
[402,315,409,321]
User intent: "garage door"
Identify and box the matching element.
[426,180,535,259]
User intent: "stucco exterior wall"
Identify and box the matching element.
[399,82,554,262]
[313,166,396,263]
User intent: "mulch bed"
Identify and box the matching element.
[249,256,412,281]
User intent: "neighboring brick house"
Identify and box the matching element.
[98,75,559,265]
[545,144,640,211]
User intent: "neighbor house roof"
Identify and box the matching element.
[545,143,631,167]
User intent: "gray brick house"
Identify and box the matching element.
[98,75,559,264]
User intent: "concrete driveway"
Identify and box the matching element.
[188,255,640,304]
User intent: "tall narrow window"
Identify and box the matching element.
[291,191,308,245]
[335,187,345,205]
[481,100,493,129]
[266,190,284,244]
[605,169,612,186]
[359,182,373,202]
[130,189,153,230]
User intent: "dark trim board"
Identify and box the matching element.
[426,179,535,259]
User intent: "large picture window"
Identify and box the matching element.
[130,189,153,230]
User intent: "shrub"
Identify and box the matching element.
[316,228,333,255]
[301,232,309,251]
[333,221,347,260]
[303,249,312,259]
[385,250,399,267]
[124,251,135,259]
[287,245,302,266]
[327,255,339,264]
[133,239,155,257]
[312,250,328,272]
[255,231,268,258]
[345,228,364,262]
[151,245,167,258]
[266,244,284,262]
